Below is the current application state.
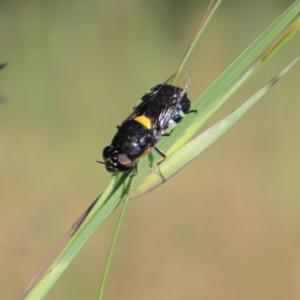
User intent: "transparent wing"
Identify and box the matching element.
[164,68,190,90]
[157,69,190,130]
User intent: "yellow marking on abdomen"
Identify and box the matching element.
[134,115,152,129]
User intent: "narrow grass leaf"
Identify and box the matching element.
[22,173,131,300]
[131,55,300,198]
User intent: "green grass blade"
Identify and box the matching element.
[131,55,300,198]
[126,2,300,198]
[21,173,131,300]
[156,1,300,157]
[131,7,300,196]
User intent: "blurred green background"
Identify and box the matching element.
[1,0,300,299]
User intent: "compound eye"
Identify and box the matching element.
[118,154,133,170]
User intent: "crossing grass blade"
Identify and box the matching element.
[131,55,300,198]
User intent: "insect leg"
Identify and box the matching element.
[153,147,167,182]
[161,130,173,137]
[133,161,138,174]
[154,147,166,159]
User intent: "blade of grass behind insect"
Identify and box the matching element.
[131,1,300,196]
[170,10,300,154]
[160,1,300,157]
[169,14,300,151]
[130,55,300,198]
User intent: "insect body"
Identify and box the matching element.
[100,69,196,173]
